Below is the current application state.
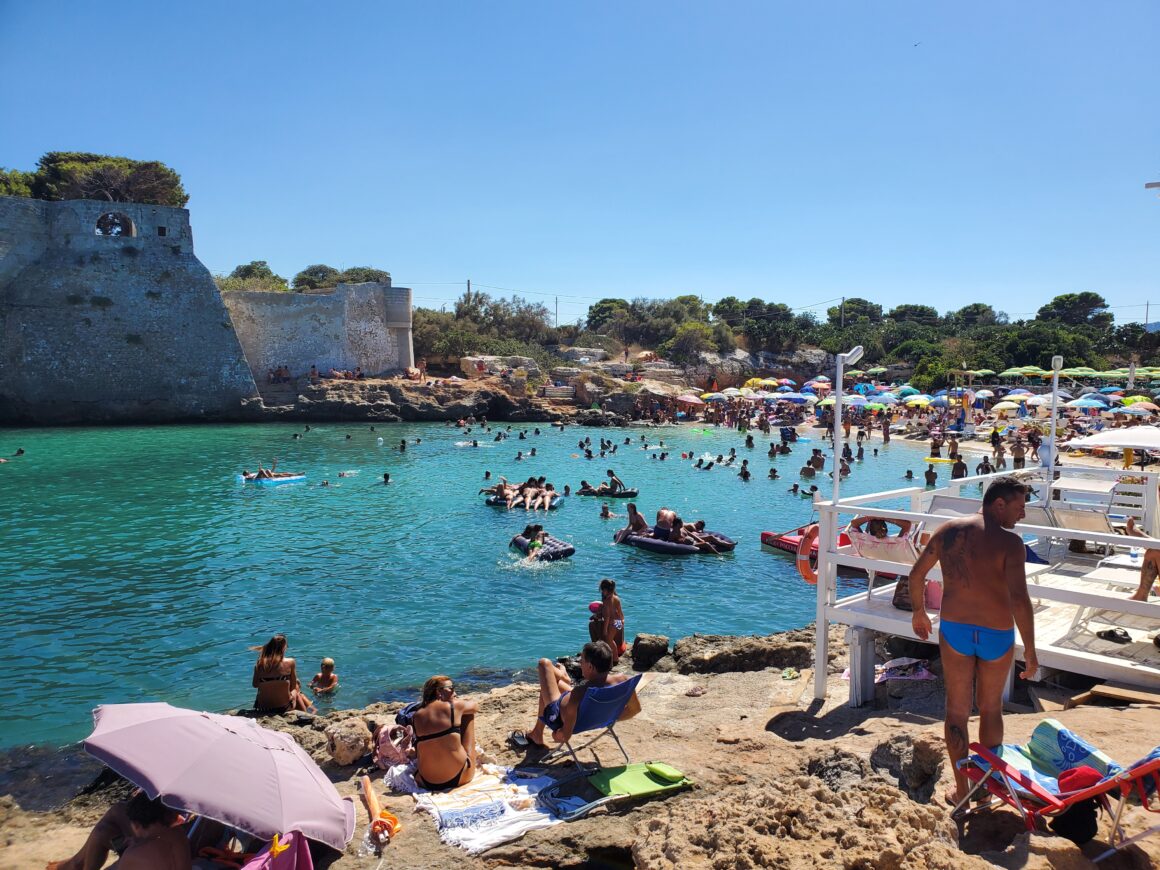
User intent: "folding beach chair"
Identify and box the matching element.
[540,674,642,768]
[954,718,1160,861]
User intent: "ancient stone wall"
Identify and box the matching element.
[0,196,259,424]
[222,283,413,380]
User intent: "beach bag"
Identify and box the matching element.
[891,578,914,611]
[373,723,414,769]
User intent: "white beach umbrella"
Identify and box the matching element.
[1067,427,1160,450]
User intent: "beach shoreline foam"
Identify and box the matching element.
[5,624,1159,869]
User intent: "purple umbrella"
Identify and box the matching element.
[84,703,356,851]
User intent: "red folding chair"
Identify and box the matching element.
[956,742,1160,862]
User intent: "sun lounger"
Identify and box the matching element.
[954,718,1160,861]
[539,674,642,768]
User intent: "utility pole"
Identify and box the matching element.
[555,296,559,328]
[840,297,846,328]
[465,278,471,304]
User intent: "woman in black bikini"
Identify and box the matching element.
[251,634,313,712]
[412,675,478,791]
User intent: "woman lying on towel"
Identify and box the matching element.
[413,675,478,791]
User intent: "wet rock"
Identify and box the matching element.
[324,718,372,766]
[807,749,871,792]
[631,634,670,671]
[573,409,627,427]
[869,733,945,803]
[672,633,812,674]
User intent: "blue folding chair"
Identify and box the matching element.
[541,674,642,768]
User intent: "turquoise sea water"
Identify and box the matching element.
[0,421,932,749]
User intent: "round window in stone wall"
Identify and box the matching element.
[95,212,136,237]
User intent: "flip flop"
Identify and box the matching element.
[1096,628,1131,644]
[507,730,547,750]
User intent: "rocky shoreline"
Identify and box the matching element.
[4,625,1159,869]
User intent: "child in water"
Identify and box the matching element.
[310,658,339,695]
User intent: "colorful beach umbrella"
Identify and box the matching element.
[867,367,887,375]
[676,394,705,405]
[992,401,1021,411]
[975,389,995,399]
[813,375,831,382]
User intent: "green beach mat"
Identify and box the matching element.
[587,762,693,798]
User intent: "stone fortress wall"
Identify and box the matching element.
[222,281,414,381]
[0,197,260,424]
[0,195,415,425]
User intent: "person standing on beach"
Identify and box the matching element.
[908,476,1037,807]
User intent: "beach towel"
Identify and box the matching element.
[411,764,585,855]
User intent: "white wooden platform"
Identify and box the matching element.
[813,464,1160,705]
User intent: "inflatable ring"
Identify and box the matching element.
[796,523,819,583]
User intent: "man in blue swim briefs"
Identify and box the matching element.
[908,475,1038,808]
[519,641,640,748]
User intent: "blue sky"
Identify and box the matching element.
[2,2,1157,326]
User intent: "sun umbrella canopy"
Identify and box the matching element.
[975,389,995,399]
[973,369,997,376]
[1007,388,1031,395]
[84,703,355,852]
[867,367,887,374]
[813,375,831,382]
[676,394,705,405]
[929,396,950,407]
[777,378,796,386]
[1130,401,1159,411]
[817,396,835,406]
[721,387,742,396]
[1065,398,1106,408]
[992,401,1021,411]
[704,393,728,402]
[898,386,920,397]
[1069,427,1160,450]
[1099,386,1124,394]
[1118,406,1155,417]
[777,385,793,392]
[778,393,807,403]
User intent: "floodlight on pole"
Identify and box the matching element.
[832,346,864,509]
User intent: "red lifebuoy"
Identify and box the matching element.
[796,523,820,583]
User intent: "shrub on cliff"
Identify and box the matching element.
[214,261,290,293]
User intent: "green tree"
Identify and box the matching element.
[1036,292,1113,329]
[292,264,341,290]
[30,152,188,206]
[214,261,290,293]
[0,167,34,197]
[826,297,882,326]
[585,298,630,333]
[662,321,715,364]
[886,304,940,325]
[946,302,1001,328]
[336,266,391,285]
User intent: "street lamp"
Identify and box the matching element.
[832,345,865,507]
[1046,355,1063,468]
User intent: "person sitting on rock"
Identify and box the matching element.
[412,675,478,791]
[48,792,191,870]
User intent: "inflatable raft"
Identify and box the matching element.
[510,534,575,561]
[577,488,639,499]
[761,525,851,555]
[485,495,562,510]
[241,473,306,486]
[618,528,736,556]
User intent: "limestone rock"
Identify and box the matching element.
[632,775,979,870]
[672,633,812,674]
[869,732,946,803]
[631,634,670,671]
[324,718,372,766]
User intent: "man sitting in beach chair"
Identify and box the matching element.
[510,641,640,762]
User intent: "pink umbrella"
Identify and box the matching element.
[84,703,355,852]
[676,394,705,405]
